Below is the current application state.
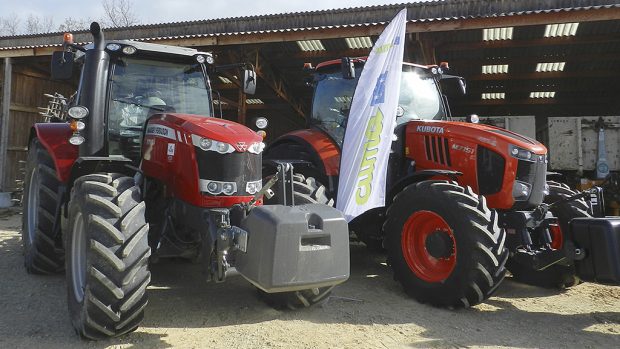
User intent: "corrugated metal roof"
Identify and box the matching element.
[1,0,619,51]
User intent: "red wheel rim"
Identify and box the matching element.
[401,210,456,283]
[549,223,563,250]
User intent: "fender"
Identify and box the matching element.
[270,129,341,176]
[31,123,78,183]
[387,169,462,204]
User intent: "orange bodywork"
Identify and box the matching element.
[405,120,547,209]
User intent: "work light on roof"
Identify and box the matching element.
[106,43,121,51]
[122,46,137,55]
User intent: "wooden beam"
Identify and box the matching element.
[467,70,620,81]
[237,87,247,125]
[1,7,619,58]
[0,58,12,191]
[440,34,620,52]
[254,50,306,118]
[443,51,620,65]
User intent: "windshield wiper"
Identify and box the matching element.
[112,98,167,111]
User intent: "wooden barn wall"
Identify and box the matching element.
[2,63,74,191]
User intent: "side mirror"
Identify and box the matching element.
[458,78,467,95]
[51,51,74,80]
[341,57,355,80]
[243,68,256,95]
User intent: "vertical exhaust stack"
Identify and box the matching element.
[79,22,110,156]
[90,22,105,52]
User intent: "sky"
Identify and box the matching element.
[1,0,424,28]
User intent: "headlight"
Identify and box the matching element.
[509,144,534,161]
[512,180,531,200]
[248,142,265,154]
[68,106,89,119]
[192,135,235,154]
[200,180,237,195]
[246,180,262,195]
[69,134,85,145]
[255,117,268,129]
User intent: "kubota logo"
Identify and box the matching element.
[355,107,384,205]
[416,125,444,134]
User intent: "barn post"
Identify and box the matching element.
[0,57,13,206]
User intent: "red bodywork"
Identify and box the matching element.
[141,113,263,208]
[33,123,78,182]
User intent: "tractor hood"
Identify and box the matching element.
[408,120,547,154]
[148,113,262,152]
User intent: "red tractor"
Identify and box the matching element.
[265,57,620,307]
[21,23,349,339]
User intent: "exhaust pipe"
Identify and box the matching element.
[90,22,105,52]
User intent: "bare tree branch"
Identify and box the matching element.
[57,17,90,32]
[25,14,55,34]
[101,0,140,28]
[0,15,22,36]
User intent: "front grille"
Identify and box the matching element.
[477,146,505,195]
[195,146,261,196]
[513,158,547,209]
[424,135,451,167]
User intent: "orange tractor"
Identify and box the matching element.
[265,57,620,307]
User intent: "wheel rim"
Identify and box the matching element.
[401,210,457,283]
[26,168,39,243]
[71,212,87,303]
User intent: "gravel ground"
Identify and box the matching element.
[1,208,619,348]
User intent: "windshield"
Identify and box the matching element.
[310,65,446,145]
[107,57,211,158]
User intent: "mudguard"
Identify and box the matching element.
[31,123,78,183]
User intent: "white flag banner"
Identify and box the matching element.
[336,8,407,222]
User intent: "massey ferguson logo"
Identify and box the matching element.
[237,142,247,151]
[416,125,444,134]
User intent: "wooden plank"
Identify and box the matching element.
[10,103,40,114]
[0,58,12,191]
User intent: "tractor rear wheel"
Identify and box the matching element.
[21,138,64,274]
[507,181,591,288]
[259,173,334,309]
[384,180,508,308]
[66,173,151,339]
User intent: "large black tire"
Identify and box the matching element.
[259,173,334,309]
[507,181,591,288]
[66,173,151,339]
[21,138,64,274]
[384,180,508,308]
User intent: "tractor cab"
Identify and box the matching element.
[51,26,254,161]
[309,58,452,146]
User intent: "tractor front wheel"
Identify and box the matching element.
[384,180,508,308]
[21,138,64,274]
[66,173,151,339]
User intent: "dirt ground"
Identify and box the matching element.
[1,208,619,349]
